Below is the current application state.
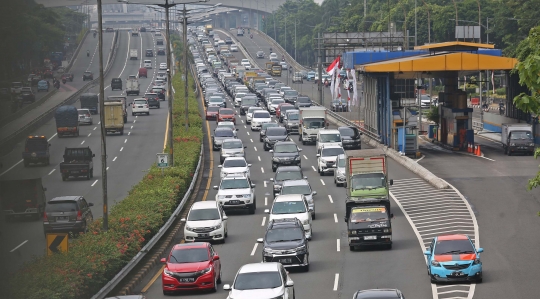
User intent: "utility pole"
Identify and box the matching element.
[182,5,189,132]
[364,0,367,18]
[317,32,323,106]
[414,0,417,46]
[97,0,109,231]
[294,20,297,61]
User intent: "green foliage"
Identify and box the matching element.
[426,105,440,125]
[7,47,202,298]
[495,87,506,95]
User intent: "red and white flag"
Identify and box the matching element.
[326,56,340,76]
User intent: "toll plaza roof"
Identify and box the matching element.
[356,42,517,76]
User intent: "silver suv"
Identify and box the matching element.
[223,262,295,299]
[214,174,256,214]
[220,139,246,164]
[43,196,94,235]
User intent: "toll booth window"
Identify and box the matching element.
[351,173,386,190]
[350,208,388,223]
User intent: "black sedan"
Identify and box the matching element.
[263,127,289,151]
[270,141,302,172]
[338,126,362,149]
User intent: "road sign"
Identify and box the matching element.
[46,233,68,256]
[157,153,169,168]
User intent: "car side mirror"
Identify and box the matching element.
[312,191,317,195]
[223,284,231,291]
[264,209,270,214]
[236,128,239,131]
[390,213,394,219]
[389,179,394,186]
[251,184,256,188]
[316,154,320,157]
[244,146,247,148]
[286,280,294,287]
[180,218,186,222]
[269,150,273,153]
[269,178,274,181]
[218,165,222,168]
[92,154,95,157]
[424,250,431,256]
[161,258,166,263]
[477,248,484,253]
[88,203,94,207]
[223,215,228,220]
[248,164,252,167]
[213,186,218,190]
[213,255,220,261]
[257,238,264,243]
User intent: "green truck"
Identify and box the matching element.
[343,148,394,250]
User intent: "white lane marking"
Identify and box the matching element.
[48,169,56,175]
[81,140,85,145]
[120,147,124,151]
[479,155,496,161]
[261,217,266,226]
[128,132,131,135]
[133,120,137,123]
[334,213,338,223]
[336,239,340,252]
[124,139,127,143]
[250,139,253,143]
[250,243,258,256]
[265,197,268,206]
[303,155,308,160]
[246,132,250,135]
[415,155,426,163]
[118,31,131,77]
[98,121,100,124]
[254,147,257,151]
[93,127,97,130]
[258,156,261,161]
[241,120,244,123]
[264,181,267,188]
[244,125,246,128]
[113,156,117,162]
[328,195,334,203]
[131,125,134,129]
[106,166,109,171]
[88,133,92,137]
[10,240,28,253]
[261,167,264,173]
[311,166,317,171]
[320,179,326,185]
[333,274,339,291]
[91,180,98,187]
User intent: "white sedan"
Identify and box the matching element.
[159,63,167,70]
[246,107,263,124]
[230,44,238,52]
[265,194,312,240]
[250,110,272,131]
[131,98,150,116]
[219,157,251,179]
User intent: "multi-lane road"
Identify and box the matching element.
[0,29,169,283]
[136,30,478,299]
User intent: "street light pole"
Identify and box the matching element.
[294,19,297,61]
[97,0,109,231]
[183,5,189,132]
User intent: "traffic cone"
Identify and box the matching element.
[473,145,477,155]
[468,143,472,153]
[476,144,482,156]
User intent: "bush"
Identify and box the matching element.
[495,87,506,96]
[8,44,202,299]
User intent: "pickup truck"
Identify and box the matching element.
[0,178,47,221]
[59,147,95,181]
[130,49,138,60]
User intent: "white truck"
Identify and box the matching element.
[125,79,140,96]
[130,49,138,60]
[10,82,23,94]
[298,107,327,145]
[501,123,535,156]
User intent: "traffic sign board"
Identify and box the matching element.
[157,153,169,168]
[46,233,68,256]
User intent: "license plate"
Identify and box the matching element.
[138,106,143,108]
[56,216,68,221]
[198,233,209,237]
[452,271,465,277]
[364,236,377,240]
[229,200,240,204]
[281,258,292,264]
[179,278,195,283]
[71,171,79,173]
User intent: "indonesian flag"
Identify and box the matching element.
[335,67,342,100]
[326,56,340,76]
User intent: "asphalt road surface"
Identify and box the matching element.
[0,30,169,282]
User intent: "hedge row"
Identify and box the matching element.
[8,39,203,299]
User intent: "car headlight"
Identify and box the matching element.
[530,143,535,147]
[164,269,174,277]
[473,258,481,265]
[210,223,222,230]
[320,159,327,164]
[242,194,251,198]
[272,157,280,162]
[200,266,212,274]
[510,143,516,146]
[349,231,357,235]
[273,184,282,190]
[217,195,227,199]
[295,245,307,253]
[263,247,272,253]
[270,295,284,299]
[185,225,194,232]
[431,260,440,267]
[295,156,300,160]
[383,228,391,233]
[303,219,309,225]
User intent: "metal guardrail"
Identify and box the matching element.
[472,119,484,131]
[0,30,119,153]
[251,28,309,73]
[91,145,204,299]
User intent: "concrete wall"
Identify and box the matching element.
[483,113,520,133]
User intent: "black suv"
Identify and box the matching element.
[264,127,289,151]
[156,38,164,45]
[257,218,310,271]
[22,135,50,167]
[260,122,279,142]
[43,196,94,235]
[294,96,312,108]
[145,49,154,57]
[145,93,160,108]
[270,166,306,198]
[157,48,165,55]
[111,78,122,90]
[270,141,302,172]
[83,71,94,81]
[239,96,258,115]
[338,126,362,149]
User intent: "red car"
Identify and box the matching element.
[205,105,220,120]
[161,242,221,295]
[276,103,294,119]
[217,108,236,124]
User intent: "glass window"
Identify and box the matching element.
[220,179,250,189]
[223,159,247,167]
[271,201,306,214]
[288,113,299,120]
[510,131,533,140]
[339,127,357,137]
[271,99,285,105]
[275,171,302,181]
[304,119,325,129]
[222,141,243,149]
[297,98,310,103]
[337,157,345,167]
[274,144,297,153]
[220,109,234,115]
[214,129,234,137]
[434,240,475,255]
[253,112,270,118]
[262,123,279,130]
[46,201,78,212]
[188,208,220,221]
[284,90,298,96]
[320,133,341,142]
[170,248,209,263]
[281,185,311,195]
[265,227,304,243]
[349,207,388,223]
[234,272,282,290]
[350,173,386,190]
[26,139,48,151]
[321,147,344,157]
[207,106,220,112]
[134,100,147,105]
[266,128,287,136]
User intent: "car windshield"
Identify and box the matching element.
[339,127,356,137]
[134,100,147,105]
[188,208,220,221]
[274,144,297,153]
[351,173,386,190]
[215,129,234,137]
[349,207,388,223]
[337,157,345,167]
[297,98,310,103]
[287,113,299,120]
[320,133,341,142]
[266,128,287,137]
[434,239,475,255]
[169,248,209,263]
[223,141,243,149]
[207,106,220,112]
[248,107,262,113]
[271,99,285,105]
[281,185,311,195]
[209,98,222,103]
[262,123,279,130]
[234,272,282,290]
[322,147,344,157]
[284,90,298,96]
[219,124,234,130]
[253,112,270,118]
[266,227,304,243]
[223,159,247,168]
[272,201,306,215]
[510,131,533,140]
[46,201,77,212]
[220,179,250,189]
[220,109,234,115]
[275,171,302,181]
[304,119,325,129]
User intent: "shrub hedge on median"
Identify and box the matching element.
[8,39,203,299]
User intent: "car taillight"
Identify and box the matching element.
[86,114,91,117]
[145,104,149,108]
[76,210,83,221]
[43,212,48,222]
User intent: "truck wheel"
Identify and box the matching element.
[349,245,355,251]
[87,172,91,180]
[24,160,29,167]
[62,174,67,181]
[120,129,124,135]
[90,169,94,178]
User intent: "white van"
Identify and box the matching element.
[144,60,152,69]
[316,129,342,153]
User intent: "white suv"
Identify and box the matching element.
[264,194,312,240]
[316,129,342,153]
[181,201,228,243]
[131,98,149,115]
[144,60,152,69]
[240,59,251,70]
[234,93,246,107]
[317,145,345,176]
[219,157,251,178]
[159,63,167,70]
[214,174,256,214]
[246,107,263,124]
[223,262,295,299]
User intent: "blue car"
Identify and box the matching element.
[307,71,315,81]
[37,80,49,92]
[424,234,484,283]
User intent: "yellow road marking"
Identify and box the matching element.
[141,240,185,293]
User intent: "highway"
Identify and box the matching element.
[0,29,169,281]
[136,31,477,299]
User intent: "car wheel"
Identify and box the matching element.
[349,245,355,251]
[147,112,150,115]
[303,255,310,272]
[62,174,67,181]
[217,267,222,284]
[249,203,256,214]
